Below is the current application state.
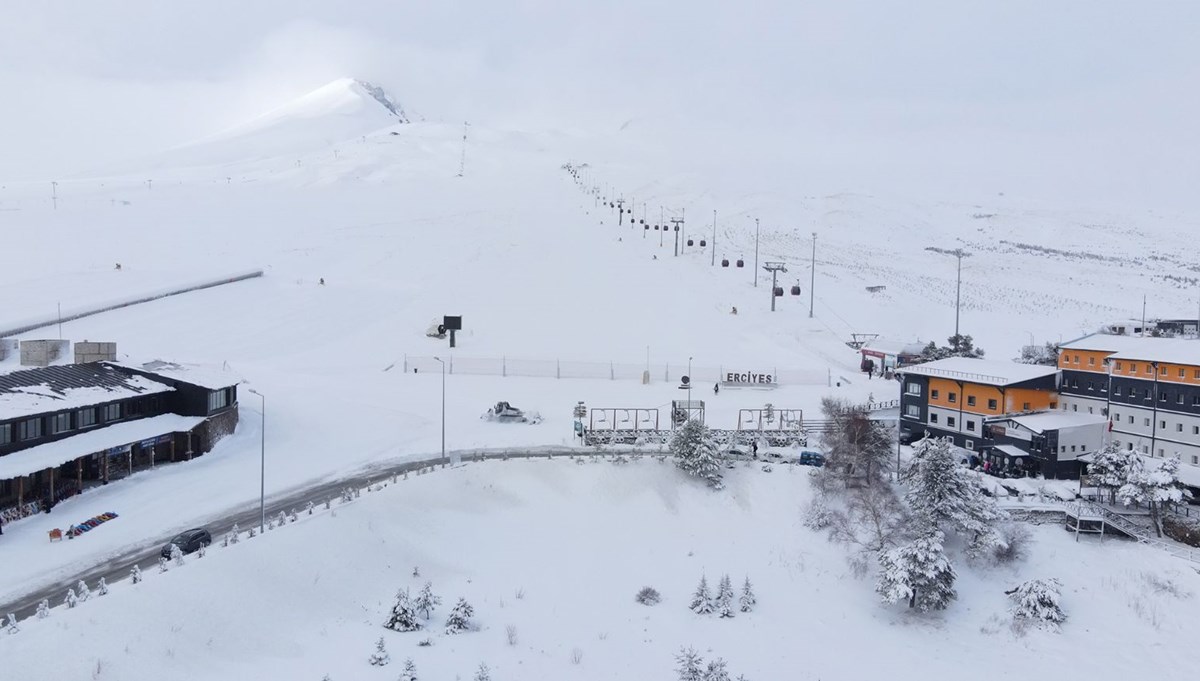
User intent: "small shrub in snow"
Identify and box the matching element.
[171,544,185,567]
[131,565,143,584]
[444,598,475,634]
[705,658,731,681]
[761,464,773,473]
[514,586,525,600]
[36,600,49,619]
[414,582,441,619]
[505,624,518,646]
[635,586,662,605]
[803,497,833,531]
[474,662,491,681]
[6,613,18,634]
[247,526,256,538]
[716,575,735,618]
[368,636,390,666]
[570,647,584,664]
[384,589,422,632]
[1007,578,1066,629]
[689,575,714,615]
[76,580,91,602]
[991,523,1030,565]
[229,523,240,544]
[417,638,432,647]
[739,576,756,612]
[412,566,420,578]
[159,557,170,573]
[324,498,331,510]
[64,588,78,608]
[399,658,418,681]
[96,578,108,596]
[277,511,287,527]
[267,516,276,531]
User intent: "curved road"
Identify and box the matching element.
[0,448,586,621]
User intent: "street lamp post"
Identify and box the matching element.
[247,389,265,534]
[933,248,972,339]
[754,218,760,287]
[688,356,693,408]
[433,357,446,464]
[809,232,817,318]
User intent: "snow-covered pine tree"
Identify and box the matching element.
[6,613,18,634]
[171,543,185,566]
[1006,578,1066,629]
[414,581,441,619]
[384,589,422,632]
[158,556,169,573]
[1117,455,1184,537]
[277,510,287,527]
[716,575,735,618]
[267,516,276,531]
[675,647,705,681]
[306,501,314,516]
[876,528,956,612]
[289,508,298,523]
[76,580,91,602]
[399,658,418,681]
[705,658,731,681]
[64,588,78,608]
[229,523,240,544]
[131,565,143,584]
[1087,443,1138,505]
[97,578,108,596]
[473,662,491,681]
[903,437,1005,556]
[670,420,724,489]
[444,598,475,634]
[368,636,390,666]
[36,600,49,619]
[689,575,713,615]
[248,526,256,538]
[739,576,756,612]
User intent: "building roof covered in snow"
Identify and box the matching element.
[897,357,1058,387]
[0,363,174,419]
[108,360,242,391]
[1058,333,1200,366]
[861,339,926,357]
[990,411,1107,433]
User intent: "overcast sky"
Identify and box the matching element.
[2,1,1197,208]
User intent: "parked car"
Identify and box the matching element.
[161,528,212,558]
[899,429,926,445]
[798,450,825,467]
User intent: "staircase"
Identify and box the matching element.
[1067,501,1200,564]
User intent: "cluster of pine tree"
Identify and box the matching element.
[689,574,755,618]
[1088,443,1183,536]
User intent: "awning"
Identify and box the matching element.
[0,414,205,480]
[993,444,1029,459]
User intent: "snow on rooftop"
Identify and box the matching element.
[0,372,174,419]
[0,414,205,480]
[1000,411,1108,432]
[1058,333,1200,365]
[108,360,242,391]
[897,357,1058,386]
[861,339,926,356]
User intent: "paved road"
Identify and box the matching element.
[0,448,583,621]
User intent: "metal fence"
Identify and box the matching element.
[402,355,829,385]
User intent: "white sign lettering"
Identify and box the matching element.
[724,371,776,384]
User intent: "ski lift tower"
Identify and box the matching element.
[763,262,788,312]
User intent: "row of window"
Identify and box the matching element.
[208,389,230,412]
[1067,355,1200,380]
[1112,440,1200,465]
[0,403,123,446]
[1109,410,1200,435]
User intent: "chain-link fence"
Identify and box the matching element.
[401,355,829,385]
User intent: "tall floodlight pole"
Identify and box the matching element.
[934,248,972,339]
[433,357,446,464]
[688,356,694,407]
[711,210,717,266]
[809,232,817,318]
[457,121,469,177]
[248,389,266,533]
[754,218,760,287]
[764,262,788,312]
[671,216,684,257]
[51,181,58,210]
[660,206,665,247]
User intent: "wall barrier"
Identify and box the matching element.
[402,355,829,385]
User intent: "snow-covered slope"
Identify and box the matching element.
[2,460,1194,681]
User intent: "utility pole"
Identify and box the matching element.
[809,232,817,318]
[1141,294,1147,337]
[945,248,972,339]
[711,209,717,266]
[457,121,469,177]
[51,181,58,210]
[617,198,625,226]
[754,218,760,287]
[681,207,687,252]
[764,262,788,312]
[671,215,684,257]
[659,206,665,247]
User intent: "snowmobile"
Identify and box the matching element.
[482,401,543,425]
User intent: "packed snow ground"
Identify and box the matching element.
[3,459,1196,681]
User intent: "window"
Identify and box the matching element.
[1128,415,1134,424]
[1193,456,1199,465]
[1070,378,1078,388]
[906,383,922,396]
[1114,361,1123,371]
[1113,386,1121,396]
[1089,356,1096,366]
[1179,368,1186,378]
[1160,392,1168,402]
[103,403,121,421]
[1081,444,1087,452]
[1051,401,1058,409]
[1022,402,1031,411]
[1178,423,1184,432]
[1087,381,1094,391]
[18,418,42,441]
[1142,445,1149,454]
[1144,418,1150,426]
[0,423,9,445]
[1194,368,1200,379]
[1194,426,1199,435]
[930,389,939,399]
[929,413,939,424]
[1113,412,1120,420]
[1070,445,1077,452]
[1147,365,1154,375]
[1072,404,1078,412]
[1073,354,1080,364]
[1160,366,1167,375]
[208,389,229,412]
[1158,448,1165,457]
[1178,395,1185,404]
[50,413,72,435]
[1193,396,1200,406]
[948,392,957,404]
[1144,390,1152,401]
[987,398,997,410]
[1130,363,1138,373]
[967,420,977,431]
[947,417,957,428]
[965,440,974,450]
[77,408,96,428]
[1088,407,1094,414]
[967,395,976,407]
[1160,420,1167,429]
[904,405,920,418]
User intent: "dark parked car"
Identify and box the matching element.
[899,429,927,446]
[161,528,212,558]
[798,450,826,467]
